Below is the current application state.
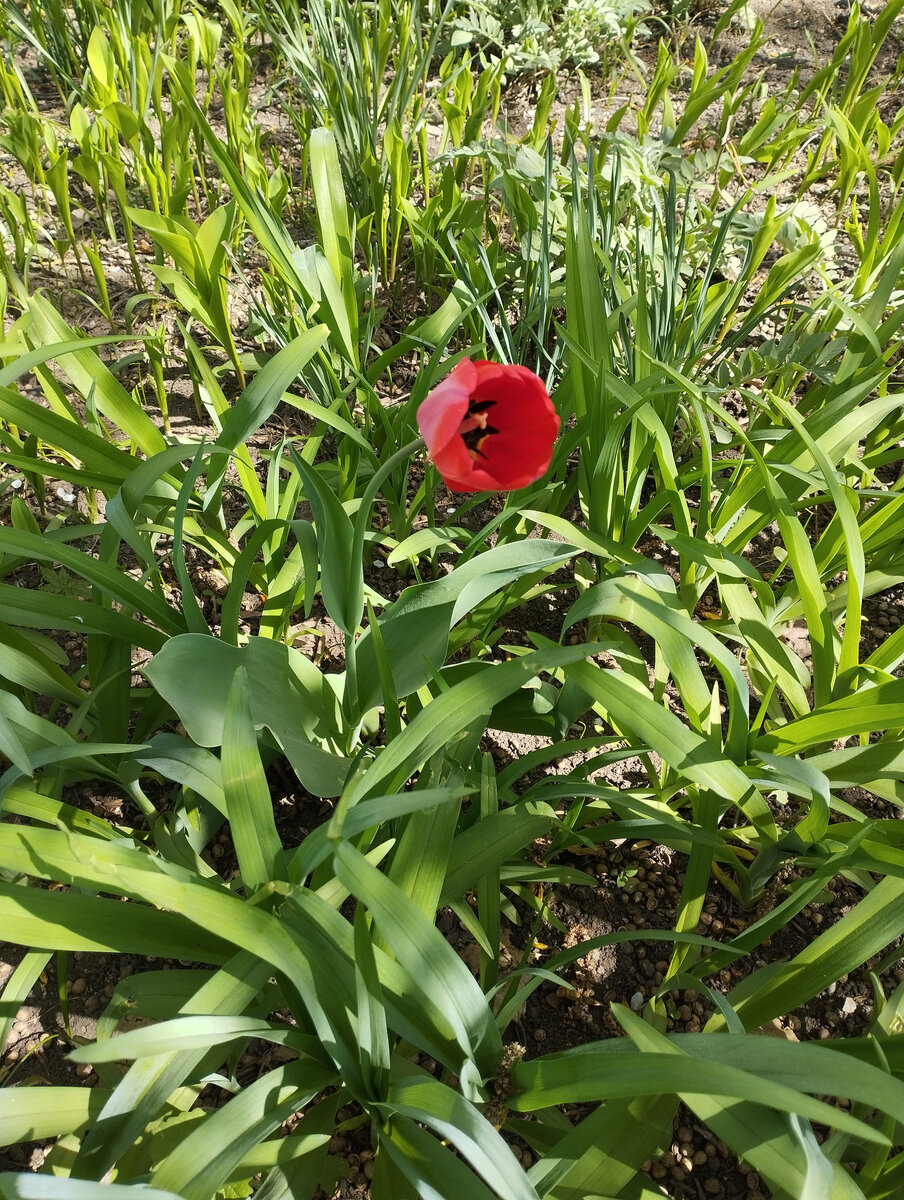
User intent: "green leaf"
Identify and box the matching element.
[0,1179,183,1200]
[509,1040,886,1144]
[74,953,272,1179]
[0,881,233,962]
[0,527,186,637]
[526,1094,676,1199]
[381,1076,539,1200]
[211,327,330,480]
[144,636,350,797]
[152,1060,337,1200]
[378,1115,501,1200]
[718,874,904,1031]
[354,902,390,1100]
[21,295,166,456]
[565,660,771,830]
[0,622,83,703]
[755,680,904,753]
[288,449,360,636]
[354,539,578,711]
[0,1089,109,1144]
[68,1015,312,1063]
[222,666,287,892]
[334,842,500,1092]
[309,128,358,362]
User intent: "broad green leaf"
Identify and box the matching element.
[0,1089,108,1144]
[135,734,226,815]
[144,635,350,797]
[221,666,286,891]
[344,644,592,807]
[354,540,578,711]
[0,881,232,962]
[68,1015,312,1063]
[509,1043,886,1143]
[0,1178,181,1200]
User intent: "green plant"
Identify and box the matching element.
[457,0,650,74]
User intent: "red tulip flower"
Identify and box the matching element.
[417,359,560,493]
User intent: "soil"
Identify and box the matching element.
[2,0,904,1197]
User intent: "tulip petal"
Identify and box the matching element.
[415,359,476,455]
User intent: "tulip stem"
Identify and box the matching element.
[344,437,426,723]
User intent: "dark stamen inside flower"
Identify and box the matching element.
[469,399,497,414]
[462,423,499,458]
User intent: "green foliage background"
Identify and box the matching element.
[1,0,904,1196]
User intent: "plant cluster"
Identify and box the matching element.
[1,0,904,1196]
